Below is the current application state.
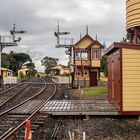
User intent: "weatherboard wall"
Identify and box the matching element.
[122,48,140,111]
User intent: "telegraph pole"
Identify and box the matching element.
[0,23,26,88]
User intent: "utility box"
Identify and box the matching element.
[105,42,140,115]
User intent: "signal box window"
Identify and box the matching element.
[93,49,99,59]
[75,49,89,60]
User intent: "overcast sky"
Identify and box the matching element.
[0,0,126,72]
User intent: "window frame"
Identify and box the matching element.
[75,49,90,60]
[92,48,100,60]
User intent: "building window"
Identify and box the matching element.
[76,52,81,60]
[75,49,89,60]
[93,49,100,59]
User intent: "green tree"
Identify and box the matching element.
[24,62,35,69]
[101,55,108,77]
[8,53,17,72]
[26,69,37,78]
[12,52,32,68]
[9,52,32,74]
[1,53,10,68]
[41,56,59,74]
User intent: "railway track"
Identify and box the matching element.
[0,77,57,140]
[0,78,45,114]
[0,77,34,95]
[51,116,63,140]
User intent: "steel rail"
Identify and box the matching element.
[1,78,57,140]
[0,83,22,94]
[0,78,47,139]
[0,77,31,95]
[51,116,63,140]
[0,78,46,116]
[0,83,31,107]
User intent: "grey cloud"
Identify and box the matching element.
[0,0,126,71]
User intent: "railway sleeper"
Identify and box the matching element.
[7,114,29,118]
[15,120,47,138]
[30,124,40,130]
[33,121,45,126]
[0,120,15,124]
[36,116,48,120]
[16,131,36,140]
[2,117,24,121]
[0,127,12,132]
[13,126,40,139]
[20,127,39,135]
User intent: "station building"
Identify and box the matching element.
[18,67,29,78]
[49,65,70,76]
[1,68,13,80]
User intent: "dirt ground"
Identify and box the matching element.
[57,116,140,140]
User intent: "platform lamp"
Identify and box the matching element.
[0,23,26,88]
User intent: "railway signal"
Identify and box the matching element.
[10,23,27,43]
[0,23,26,89]
[54,22,74,87]
[54,22,73,48]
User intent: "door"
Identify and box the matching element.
[113,51,121,109]
[90,71,97,86]
[108,50,121,110]
[108,55,114,102]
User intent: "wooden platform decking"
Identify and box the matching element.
[40,99,119,115]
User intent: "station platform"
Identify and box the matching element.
[40,99,119,115]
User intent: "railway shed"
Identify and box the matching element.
[105,42,140,115]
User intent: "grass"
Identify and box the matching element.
[83,86,108,96]
[100,76,108,83]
